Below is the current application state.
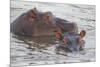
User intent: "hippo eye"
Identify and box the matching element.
[43,16,50,20]
[31,15,37,18]
[28,15,37,22]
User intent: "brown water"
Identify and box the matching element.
[10,0,95,67]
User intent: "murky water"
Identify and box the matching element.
[10,0,95,67]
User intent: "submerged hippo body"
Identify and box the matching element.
[11,8,78,37]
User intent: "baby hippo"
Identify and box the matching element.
[55,30,86,52]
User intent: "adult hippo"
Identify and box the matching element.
[11,8,78,37]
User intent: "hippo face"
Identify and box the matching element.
[63,30,86,51]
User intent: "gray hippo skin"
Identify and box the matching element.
[11,8,78,37]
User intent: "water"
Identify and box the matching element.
[10,0,95,67]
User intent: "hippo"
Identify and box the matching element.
[11,8,78,37]
[55,30,86,52]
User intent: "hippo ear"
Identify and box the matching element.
[27,8,38,21]
[43,12,53,24]
[30,7,37,16]
[31,7,37,14]
[79,30,86,38]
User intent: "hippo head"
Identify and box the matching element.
[63,30,86,51]
[26,8,59,36]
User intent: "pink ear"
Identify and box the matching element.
[80,30,86,38]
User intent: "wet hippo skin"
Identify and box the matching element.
[11,8,78,37]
